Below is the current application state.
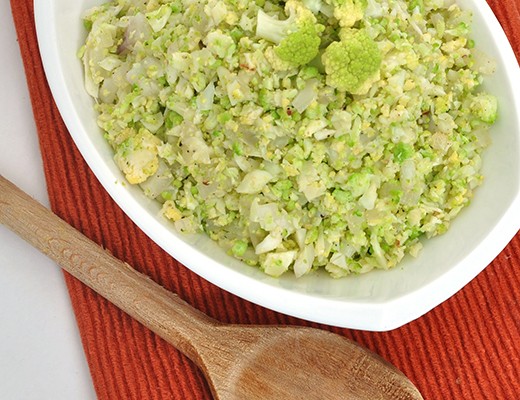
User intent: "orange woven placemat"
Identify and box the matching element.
[10,1,520,398]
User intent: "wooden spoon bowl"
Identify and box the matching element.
[0,175,423,400]
[203,325,421,399]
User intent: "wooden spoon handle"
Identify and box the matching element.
[0,175,216,366]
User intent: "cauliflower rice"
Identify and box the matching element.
[80,0,498,277]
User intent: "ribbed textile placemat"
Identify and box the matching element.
[10,0,520,398]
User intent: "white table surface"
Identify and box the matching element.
[0,3,96,399]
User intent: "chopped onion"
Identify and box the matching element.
[292,79,318,113]
[196,81,215,111]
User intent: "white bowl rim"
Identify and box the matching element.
[34,0,520,331]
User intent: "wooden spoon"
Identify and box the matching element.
[0,175,423,400]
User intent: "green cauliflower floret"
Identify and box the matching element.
[321,29,381,94]
[470,92,498,124]
[327,0,367,28]
[256,0,324,70]
[264,47,298,71]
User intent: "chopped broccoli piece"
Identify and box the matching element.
[393,142,414,163]
[321,29,381,94]
[471,93,498,124]
[256,0,324,69]
[231,240,248,256]
[165,110,183,129]
[232,142,244,155]
[344,171,371,198]
[332,188,353,203]
[408,0,424,13]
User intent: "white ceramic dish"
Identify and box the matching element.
[35,0,520,331]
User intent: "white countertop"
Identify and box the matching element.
[0,3,96,399]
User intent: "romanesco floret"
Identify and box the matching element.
[256,0,324,70]
[326,0,367,28]
[321,29,381,94]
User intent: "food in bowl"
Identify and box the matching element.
[80,0,497,278]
